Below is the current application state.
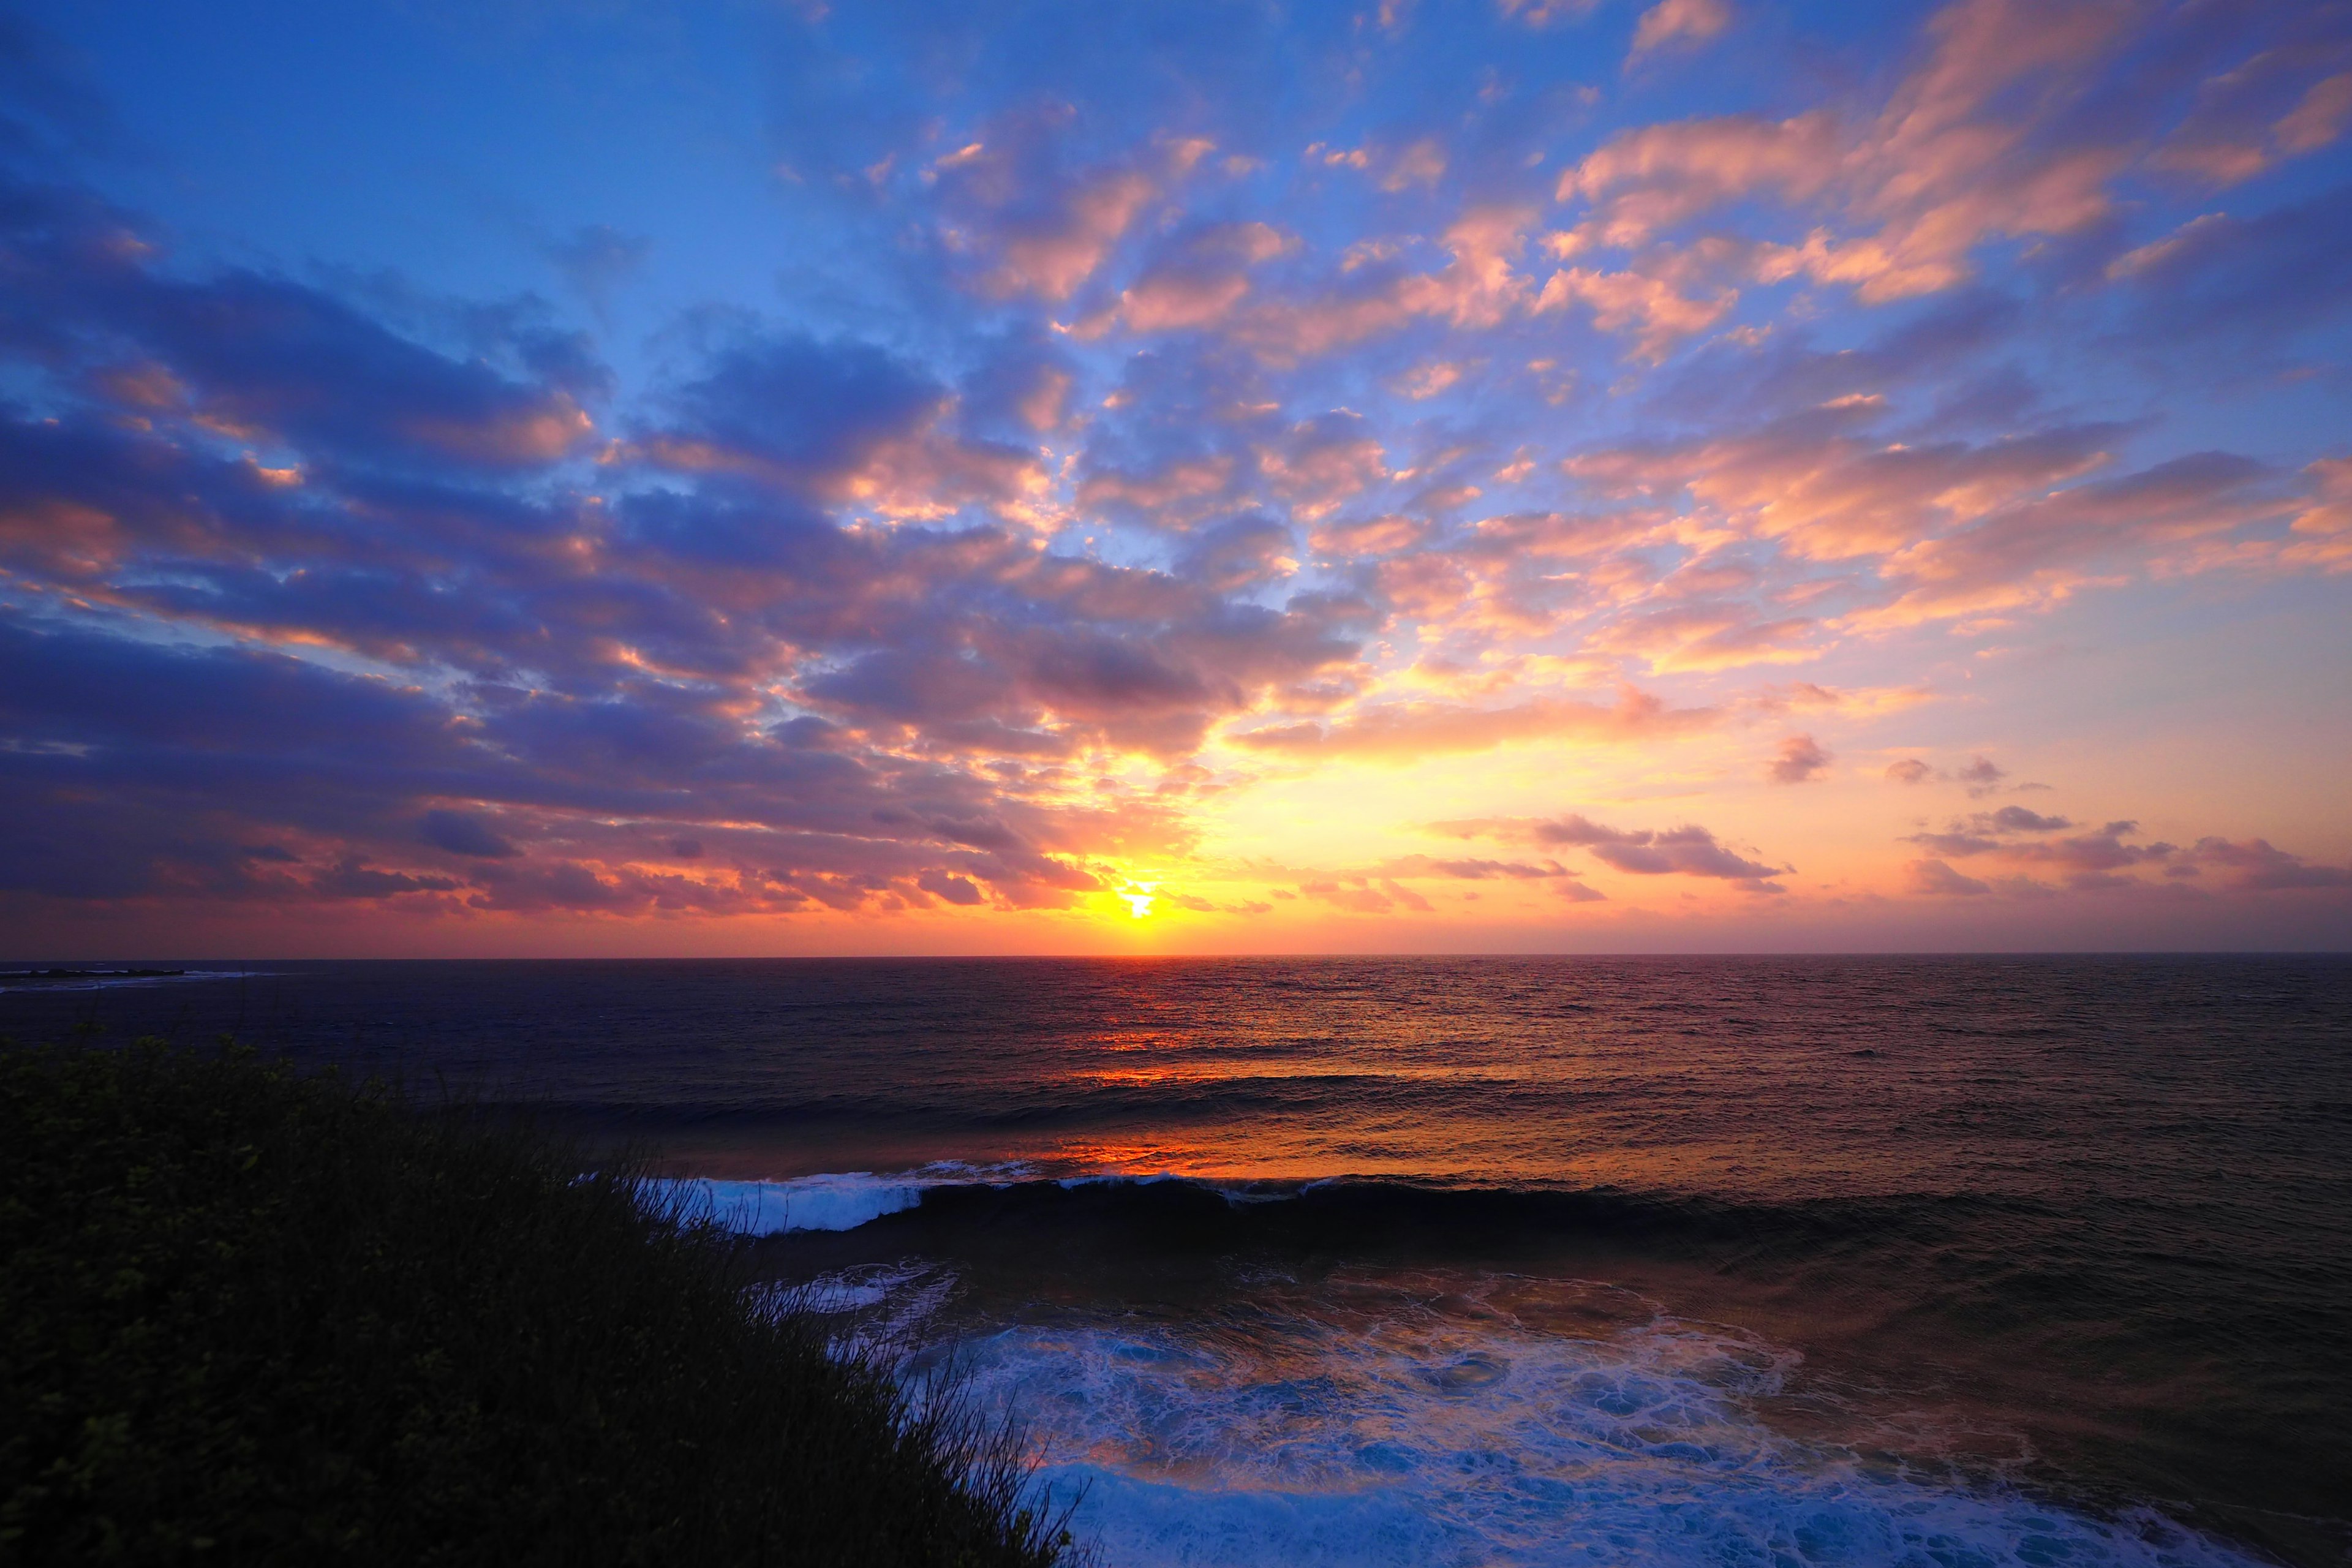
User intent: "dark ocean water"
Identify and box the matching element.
[7,956,2349,1567]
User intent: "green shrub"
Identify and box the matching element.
[0,1036,1074,1567]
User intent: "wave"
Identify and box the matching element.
[816,1260,2267,1568]
[644,1163,1041,1234]
[666,1166,2042,1254]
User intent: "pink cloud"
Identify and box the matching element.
[1569,415,2118,561]
[1561,0,2141,303]
[1075,455,1239,523]
[1078,222,1294,337]
[1235,207,1536,361]
[2190,837,2352,891]
[1765,733,1831,784]
[1534,265,1735,360]
[1496,0,1602,27]
[1559,112,1839,247]
[1229,684,1716,761]
[1259,412,1389,521]
[930,119,1207,302]
[1629,0,1734,61]
[2154,45,2352,187]
[1311,514,1430,557]
[1591,603,1817,673]
[1905,858,1991,896]
[1430,811,1789,888]
[1854,451,2288,628]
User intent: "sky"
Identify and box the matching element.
[0,0,2348,957]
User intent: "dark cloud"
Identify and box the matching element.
[1904,832,1999,858]
[2111,186,2352,342]
[2,0,2348,946]
[638,331,944,486]
[2190,837,2352,891]
[1905,859,1991,897]
[1956,755,2006,797]
[421,810,521,859]
[134,273,600,474]
[917,869,987,906]
[1175,514,1297,591]
[0,164,1370,922]
[1430,812,1787,889]
[1765,734,1830,784]
[545,224,651,315]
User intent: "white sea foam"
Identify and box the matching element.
[648,1162,1033,1234]
[940,1273,2263,1568]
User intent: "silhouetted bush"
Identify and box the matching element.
[0,1036,1072,1567]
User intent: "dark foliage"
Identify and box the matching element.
[0,1035,1072,1567]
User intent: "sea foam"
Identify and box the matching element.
[646,1163,1033,1234]
[930,1270,2264,1568]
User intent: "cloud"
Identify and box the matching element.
[625,331,1041,521]
[1310,514,1429,557]
[928,115,1198,301]
[1905,858,1990,896]
[2,1,2347,949]
[1559,112,1840,247]
[1902,805,2073,851]
[1232,207,1536,361]
[1259,412,1389,521]
[1176,514,1298,591]
[2099,186,2352,344]
[1629,0,1733,61]
[1851,451,2290,628]
[1765,733,1830,784]
[1534,265,1735,361]
[1887,812,2301,902]
[1079,222,1293,337]
[1374,853,1577,881]
[545,224,651,316]
[421,810,521,859]
[2154,44,2352,187]
[1230,685,1714,761]
[1593,604,1817,673]
[2189,837,2352,891]
[1562,0,2157,304]
[1956,756,2005,796]
[1569,414,2122,562]
[918,869,987,905]
[1496,0,1602,28]
[1428,812,1787,889]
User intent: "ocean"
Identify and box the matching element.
[6,956,2348,1567]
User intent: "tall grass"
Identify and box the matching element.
[0,1035,1077,1567]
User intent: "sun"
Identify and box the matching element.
[1118,880,1159,919]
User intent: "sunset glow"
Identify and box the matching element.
[1,0,2346,955]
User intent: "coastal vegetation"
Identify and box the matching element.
[0,1035,1072,1566]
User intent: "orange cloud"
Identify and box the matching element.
[1562,0,2138,303]
[1568,417,2117,561]
[1227,684,1715,761]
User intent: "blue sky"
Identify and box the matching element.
[2,0,2348,954]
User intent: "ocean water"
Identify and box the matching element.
[7,956,2348,1567]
